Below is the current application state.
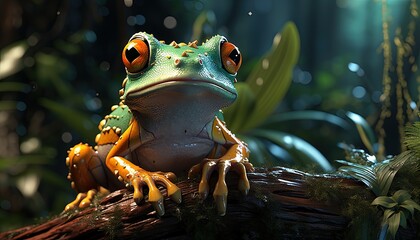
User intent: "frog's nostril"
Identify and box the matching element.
[126,47,140,63]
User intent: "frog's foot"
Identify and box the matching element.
[64,189,98,212]
[188,158,254,216]
[129,170,181,216]
[64,187,110,212]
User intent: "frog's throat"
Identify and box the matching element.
[124,79,237,100]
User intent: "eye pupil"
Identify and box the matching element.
[229,49,241,65]
[125,47,140,63]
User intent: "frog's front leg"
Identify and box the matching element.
[188,116,254,216]
[65,143,110,211]
[105,120,182,216]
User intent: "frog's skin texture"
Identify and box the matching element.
[65,32,254,216]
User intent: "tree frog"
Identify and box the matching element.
[64,32,253,216]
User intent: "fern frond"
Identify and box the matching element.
[405,122,420,157]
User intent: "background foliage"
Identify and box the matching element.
[1,0,419,233]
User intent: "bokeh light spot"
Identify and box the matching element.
[99,61,110,71]
[62,132,73,143]
[352,86,366,99]
[85,31,97,43]
[348,62,360,72]
[163,16,177,29]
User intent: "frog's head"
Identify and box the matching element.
[120,32,241,116]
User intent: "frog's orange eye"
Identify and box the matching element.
[122,38,149,73]
[220,41,242,74]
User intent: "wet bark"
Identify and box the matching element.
[0,167,416,239]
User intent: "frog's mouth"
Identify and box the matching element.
[125,78,237,102]
[124,78,236,114]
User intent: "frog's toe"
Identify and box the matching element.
[151,172,182,204]
[64,189,98,212]
[213,160,231,216]
[147,187,164,216]
[131,172,183,216]
[78,189,98,208]
[65,192,87,212]
[132,177,145,205]
[164,172,177,182]
[169,187,182,204]
[232,162,250,195]
[198,159,217,199]
[188,163,202,179]
[132,175,165,215]
[214,193,227,216]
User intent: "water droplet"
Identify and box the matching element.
[248,11,253,16]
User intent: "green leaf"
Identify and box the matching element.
[0,101,19,111]
[0,82,31,93]
[404,122,420,157]
[249,129,333,172]
[391,190,412,203]
[376,153,410,196]
[243,22,300,130]
[400,199,420,216]
[264,110,351,130]
[387,212,400,239]
[372,196,397,208]
[336,161,379,192]
[0,155,50,171]
[400,202,415,216]
[346,112,376,154]
[399,211,407,229]
[383,209,395,222]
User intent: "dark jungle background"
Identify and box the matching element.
[1,0,419,231]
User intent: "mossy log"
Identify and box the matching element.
[1,167,417,239]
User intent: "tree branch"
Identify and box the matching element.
[1,167,417,239]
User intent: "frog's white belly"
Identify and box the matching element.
[131,137,214,174]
